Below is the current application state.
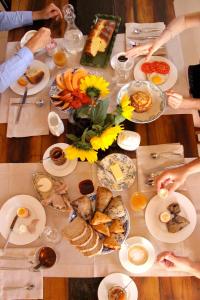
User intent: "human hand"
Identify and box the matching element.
[32,3,62,21]
[25,27,51,54]
[166,91,183,109]
[126,42,153,59]
[157,251,194,274]
[156,165,188,193]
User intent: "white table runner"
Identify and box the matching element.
[1,34,200,126]
[0,161,199,277]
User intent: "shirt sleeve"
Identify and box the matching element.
[0,47,33,93]
[0,11,33,31]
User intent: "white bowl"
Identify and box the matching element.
[117,130,141,151]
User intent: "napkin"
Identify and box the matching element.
[136,143,185,192]
[125,22,166,55]
[0,248,43,300]
[6,97,50,137]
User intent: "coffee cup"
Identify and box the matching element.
[49,146,66,166]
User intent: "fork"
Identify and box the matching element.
[4,283,35,291]
[132,28,162,34]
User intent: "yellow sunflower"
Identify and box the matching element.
[120,93,134,120]
[79,75,109,99]
[64,146,97,163]
[90,125,123,151]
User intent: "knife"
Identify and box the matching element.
[15,87,28,123]
[2,215,18,251]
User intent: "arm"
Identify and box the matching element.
[0,11,33,31]
[166,91,200,110]
[156,158,200,193]
[126,12,200,59]
[0,27,51,93]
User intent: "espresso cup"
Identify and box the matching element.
[49,147,66,166]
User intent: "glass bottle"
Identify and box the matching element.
[62,4,84,54]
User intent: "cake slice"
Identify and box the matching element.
[25,68,44,84]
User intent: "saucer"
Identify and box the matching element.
[119,236,155,274]
[98,273,138,300]
[42,143,77,177]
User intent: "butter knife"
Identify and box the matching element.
[3,215,18,251]
[15,87,28,123]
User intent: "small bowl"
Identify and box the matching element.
[117,130,141,151]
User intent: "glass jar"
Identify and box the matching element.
[62,4,84,54]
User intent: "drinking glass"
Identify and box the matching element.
[114,52,134,86]
[52,47,68,68]
[130,192,148,211]
[41,226,62,244]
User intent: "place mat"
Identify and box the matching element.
[0,162,199,277]
[136,143,185,192]
[0,248,43,300]
[125,22,166,55]
[6,97,50,137]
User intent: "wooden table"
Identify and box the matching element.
[1,0,199,299]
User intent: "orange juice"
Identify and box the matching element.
[53,50,67,68]
[130,192,148,211]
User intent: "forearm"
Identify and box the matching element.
[189,261,200,279]
[0,48,33,93]
[0,11,33,31]
[182,158,200,177]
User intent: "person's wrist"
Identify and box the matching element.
[188,262,200,278]
[32,11,43,21]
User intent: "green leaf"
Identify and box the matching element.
[86,130,98,138]
[114,115,125,125]
[92,124,103,131]
[81,128,88,143]
[66,134,80,142]
[76,105,91,119]
[91,100,109,124]
[104,114,115,127]
[75,141,91,150]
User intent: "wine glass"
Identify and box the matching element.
[41,226,62,244]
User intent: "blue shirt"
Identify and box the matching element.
[0,11,34,93]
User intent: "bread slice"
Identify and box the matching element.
[71,196,93,221]
[71,225,92,247]
[83,239,103,257]
[96,186,112,212]
[93,223,110,237]
[79,231,99,253]
[77,226,94,249]
[25,68,44,84]
[90,211,112,225]
[104,196,126,219]
[62,216,87,241]
[109,219,124,234]
[103,234,121,250]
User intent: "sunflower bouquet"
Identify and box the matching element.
[64,74,134,163]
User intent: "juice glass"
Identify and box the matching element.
[130,192,148,211]
[53,47,68,68]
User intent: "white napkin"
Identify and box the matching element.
[125,22,166,54]
[7,97,50,137]
[0,248,43,300]
[136,143,184,192]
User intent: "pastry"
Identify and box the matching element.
[25,68,44,84]
[96,186,112,212]
[130,91,152,113]
[62,216,87,241]
[167,215,190,233]
[109,219,124,234]
[104,196,125,219]
[92,223,110,237]
[90,211,112,225]
[167,202,181,214]
[103,234,121,250]
[71,196,93,221]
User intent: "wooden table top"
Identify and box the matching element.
[1,0,199,299]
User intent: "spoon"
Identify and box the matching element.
[150,152,182,159]
[132,28,162,34]
[4,283,35,291]
[11,99,45,108]
[33,247,56,271]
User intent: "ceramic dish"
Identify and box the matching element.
[98,273,138,300]
[42,143,78,177]
[145,192,197,243]
[70,194,130,255]
[119,236,155,274]
[97,153,136,191]
[0,195,46,245]
[133,56,177,92]
[10,60,50,96]
[117,80,166,124]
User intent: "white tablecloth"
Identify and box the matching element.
[0,161,199,278]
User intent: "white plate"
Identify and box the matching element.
[43,143,78,177]
[145,192,197,243]
[0,195,46,245]
[119,236,155,274]
[97,153,136,191]
[98,273,138,300]
[117,80,166,124]
[10,60,50,96]
[133,56,177,91]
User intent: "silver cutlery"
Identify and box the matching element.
[128,39,165,49]
[0,255,28,260]
[132,28,162,34]
[12,99,44,108]
[2,215,18,252]
[0,266,31,270]
[128,35,160,41]
[4,283,35,291]
[15,87,28,123]
[150,152,183,159]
